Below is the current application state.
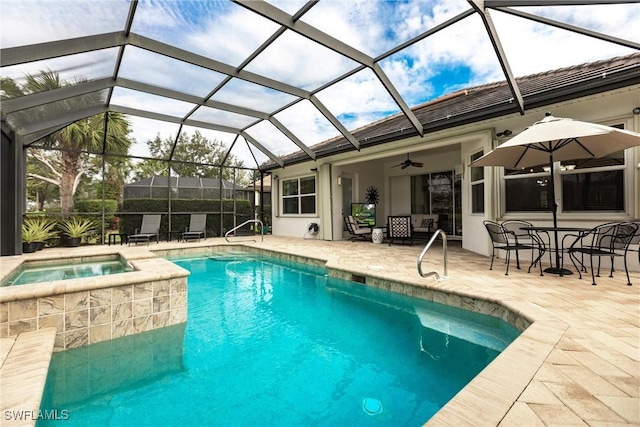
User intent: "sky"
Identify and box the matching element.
[1,0,639,167]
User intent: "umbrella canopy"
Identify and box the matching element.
[471,115,640,169]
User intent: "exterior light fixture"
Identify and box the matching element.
[496,130,512,137]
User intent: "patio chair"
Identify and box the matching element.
[623,220,640,285]
[128,214,161,245]
[387,216,412,246]
[483,220,542,276]
[182,214,207,242]
[563,222,638,286]
[344,215,372,241]
[501,220,550,271]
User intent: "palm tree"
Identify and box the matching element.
[4,70,132,217]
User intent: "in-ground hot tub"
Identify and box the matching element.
[2,256,134,287]
[0,250,189,351]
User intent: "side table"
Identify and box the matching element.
[371,228,385,244]
[108,233,127,246]
[167,230,183,242]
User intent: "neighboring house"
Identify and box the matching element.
[124,176,253,202]
[253,175,272,207]
[264,53,640,263]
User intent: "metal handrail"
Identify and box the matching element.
[224,219,264,243]
[417,229,448,280]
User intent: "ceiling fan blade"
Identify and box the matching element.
[401,163,409,169]
[412,162,424,167]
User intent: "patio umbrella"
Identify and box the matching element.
[471,114,640,273]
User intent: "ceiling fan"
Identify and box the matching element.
[393,154,423,169]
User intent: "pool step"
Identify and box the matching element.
[208,252,253,261]
[415,307,511,352]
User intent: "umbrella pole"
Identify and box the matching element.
[545,153,572,275]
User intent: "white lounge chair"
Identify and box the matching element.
[344,215,372,241]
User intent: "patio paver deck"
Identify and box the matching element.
[1,236,638,426]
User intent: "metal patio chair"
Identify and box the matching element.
[484,220,543,276]
[563,221,638,286]
[501,220,550,271]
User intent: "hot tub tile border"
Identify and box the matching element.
[0,255,189,351]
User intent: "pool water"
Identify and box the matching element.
[39,253,519,426]
[3,260,133,286]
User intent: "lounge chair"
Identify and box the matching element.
[128,214,161,245]
[344,215,372,241]
[182,214,207,242]
[387,216,412,246]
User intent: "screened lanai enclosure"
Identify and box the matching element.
[1,0,639,255]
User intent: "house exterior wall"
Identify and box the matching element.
[270,163,322,239]
[268,86,640,266]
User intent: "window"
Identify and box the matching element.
[470,151,484,213]
[504,165,550,212]
[282,176,316,214]
[561,150,625,211]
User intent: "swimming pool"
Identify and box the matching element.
[2,259,133,286]
[39,253,519,426]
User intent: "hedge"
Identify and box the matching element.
[75,199,119,227]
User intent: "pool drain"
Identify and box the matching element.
[362,398,383,415]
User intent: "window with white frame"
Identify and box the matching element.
[470,150,484,213]
[504,123,627,213]
[560,150,625,211]
[282,176,316,214]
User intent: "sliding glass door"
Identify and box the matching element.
[411,170,462,237]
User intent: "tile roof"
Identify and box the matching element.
[267,52,640,169]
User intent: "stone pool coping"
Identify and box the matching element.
[0,328,56,427]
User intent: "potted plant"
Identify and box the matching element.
[58,217,95,247]
[22,218,57,253]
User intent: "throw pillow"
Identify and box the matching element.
[421,218,434,229]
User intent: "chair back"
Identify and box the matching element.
[483,220,508,244]
[613,222,639,249]
[188,214,207,232]
[388,216,411,238]
[140,214,161,234]
[502,220,533,238]
[622,221,640,245]
[578,222,638,251]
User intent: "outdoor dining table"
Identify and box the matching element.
[521,226,590,276]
